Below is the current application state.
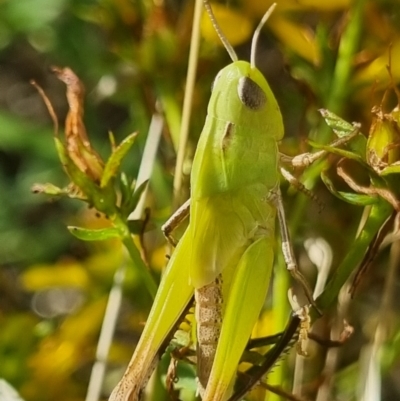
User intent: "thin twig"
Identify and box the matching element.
[173,0,203,204]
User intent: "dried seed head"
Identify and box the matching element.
[367,105,400,174]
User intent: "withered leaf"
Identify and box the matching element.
[52,66,104,182]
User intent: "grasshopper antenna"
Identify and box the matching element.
[203,0,238,62]
[250,3,276,69]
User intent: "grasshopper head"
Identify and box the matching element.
[208,60,284,140]
[203,2,282,139]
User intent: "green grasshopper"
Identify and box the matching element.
[109,2,317,400]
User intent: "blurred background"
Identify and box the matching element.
[1,0,400,400]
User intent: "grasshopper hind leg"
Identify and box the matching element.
[195,274,223,397]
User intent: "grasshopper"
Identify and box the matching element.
[109,2,317,400]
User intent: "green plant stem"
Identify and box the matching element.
[122,236,158,299]
[315,200,392,315]
[326,0,365,116]
[287,0,366,310]
[316,0,365,145]
[114,214,158,299]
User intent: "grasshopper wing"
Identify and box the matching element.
[203,233,275,401]
[109,228,194,401]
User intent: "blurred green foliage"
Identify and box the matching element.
[1,0,400,400]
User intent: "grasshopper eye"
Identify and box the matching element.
[237,76,266,110]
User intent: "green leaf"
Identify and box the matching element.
[119,173,132,207]
[101,132,138,188]
[171,329,191,348]
[321,170,377,206]
[122,179,149,217]
[380,163,400,176]
[308,140,365,165]
[319,109,355,138]
[319,109,367,158]
[54,138,116,215]
[68,226,121,241]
